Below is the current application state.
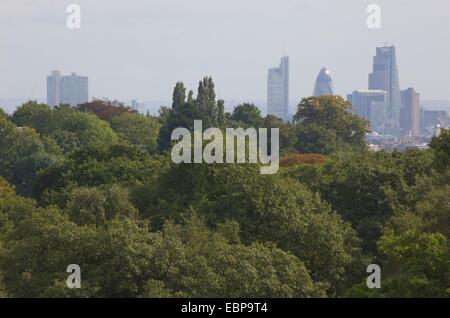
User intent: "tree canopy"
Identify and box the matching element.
[0,80,448,298]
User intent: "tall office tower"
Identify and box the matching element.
[368,45,401,135]
[400,88,421,136]
[47,71,89,107]
[313,67,334,96]
[47,70,61,107]
[347,90,387,134]
[267,56,289,120]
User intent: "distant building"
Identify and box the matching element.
[369,46,401,135]
[422,110,450,134]
[400,88,421,136]
[313,67,334,96]
[267,56,289,120]
[347,90,387,134]
[47,71,61,107]
[47,71,89,107]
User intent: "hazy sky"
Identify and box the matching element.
[1,0,449,112]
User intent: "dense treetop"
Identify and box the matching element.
[0,78,448,298]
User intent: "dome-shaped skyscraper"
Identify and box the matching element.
[313,67,335,96]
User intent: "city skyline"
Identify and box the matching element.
[5,43,450,135]
[1,0,450,109]
[1,1,450,303]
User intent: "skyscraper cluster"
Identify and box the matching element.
[267,57,337,121]
[267,58,337,121]
[348,45,422,137]
[47,71,89,107]
[266,46,431,137]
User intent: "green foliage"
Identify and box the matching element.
[0,116,61,196]
[0,81,448,298]
[47,106,119,152]
[430,128,450,172]
[347,183,450,298]
[376,230,449,297]
[230,103,263,127]
[109,112,160,154]
[416,185,450,237]
[286,150,435,252]
[136,162,366,295]
[158,78,223,152]
[263,115,296,154]
[150,217,326,298]
[0,207,325,297]
[293,96,369,154]
[67,185,138,226]
[217,99,226,127]
[196,77,218,127]
[0,108,8,119]
[0,276,7,298]
[0,178,15,199]
[0,190,41,241]
[294,123,338,154]
[12,103,119,153]
[172,82,186,112]
[35,143,164,202]
[11,101,52,132]
[157,93,201,152]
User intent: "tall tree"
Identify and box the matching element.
[11,101,51,132]
[0,116,61,196]
[172,82,186,111]
[196,77,217,127]
[430,128,450,172]
[293,96,369,154]
[230,103,262,127]
[217,99,226,127]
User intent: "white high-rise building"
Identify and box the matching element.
[47,70,61,107]
[47,71,89,107]
[267,56,289,121]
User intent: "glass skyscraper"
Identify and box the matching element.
[267,56,289,121]
[368,45,401,135]
[313,67,334,96]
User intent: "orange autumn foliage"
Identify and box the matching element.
[280,153,326,168]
